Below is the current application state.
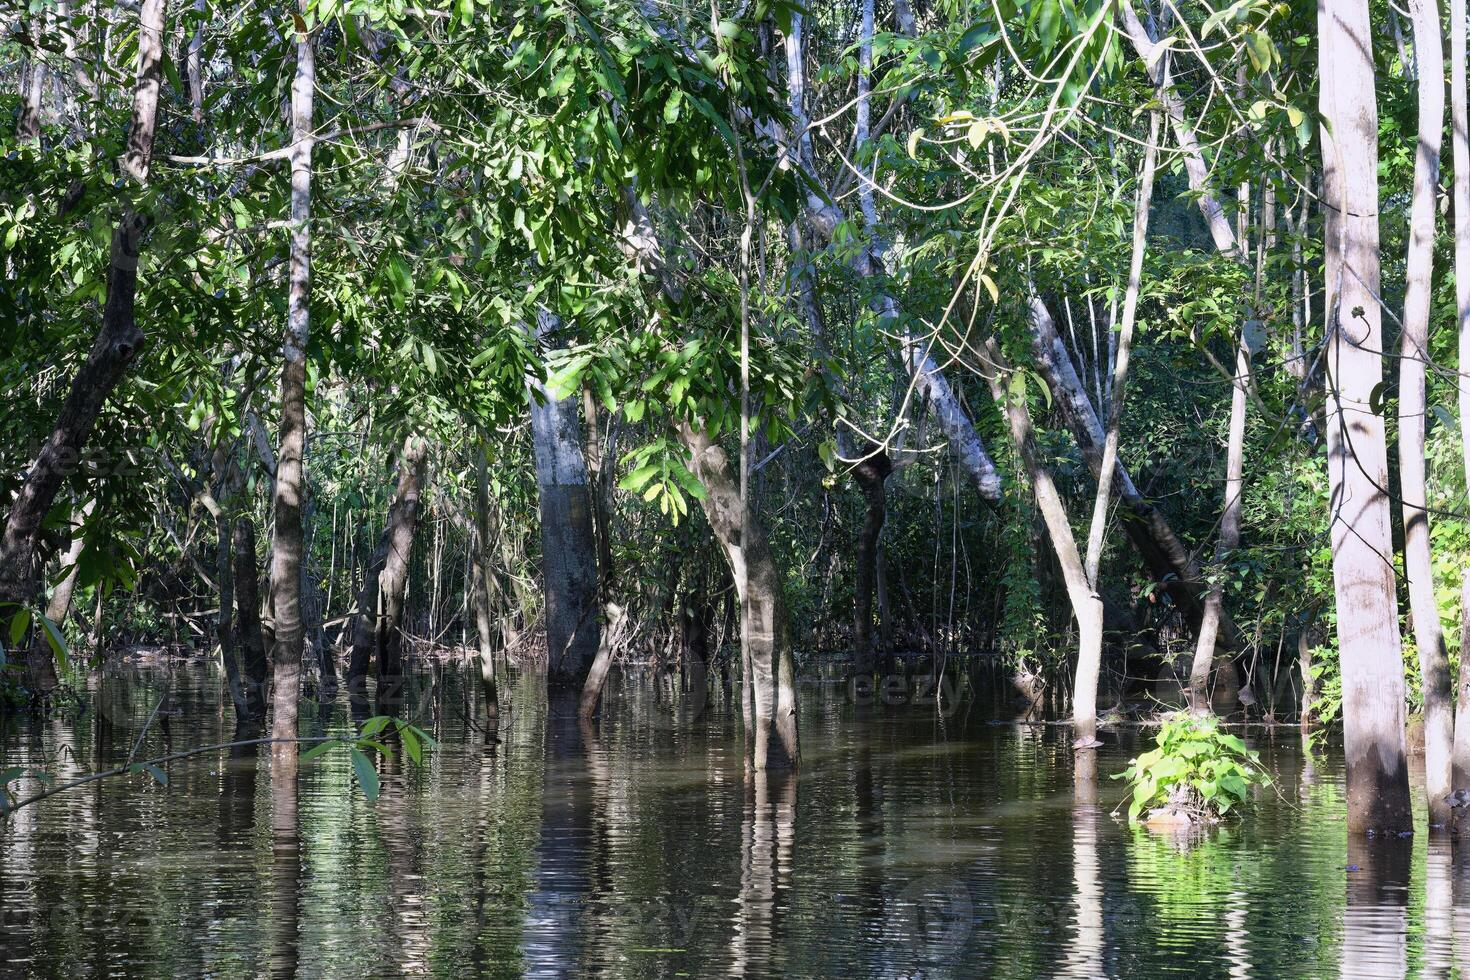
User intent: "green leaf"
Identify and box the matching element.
[300,740,338,764]
[399,723,421,765]
[8,608,30,647]
[350,747,380,802]
[38,613,68,677]
[129,762,168,785]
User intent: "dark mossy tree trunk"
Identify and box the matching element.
[213,450,249,722]
[850,446,891,675]
[678,423,799,770]
[1319,0,1412,835]
[234,516,270,723]
[347,436,429,719]
[269,10,314,769]
[527,311,602,713]
[1,0,168,700]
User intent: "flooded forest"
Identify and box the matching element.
[6,0,1470,974]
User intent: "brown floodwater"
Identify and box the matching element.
[0,659,1465,978]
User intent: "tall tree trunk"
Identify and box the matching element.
[2,0,167,701]
[235,515,270,723]
[1451,0,1470,803]
[213,451,249,721]
[1319,0,1412,835]
[16,47,43,142]
[470,447,500,724]
[527,311,602,707]
[346,436,428,718]
[982,339,1104,748]
[1400,0,1453,828]
[851,446,890,674]
[678,423,799,770]
[270,10,314,768]
[1079,111,1159,756]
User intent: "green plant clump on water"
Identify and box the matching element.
[1116,715,1270,825]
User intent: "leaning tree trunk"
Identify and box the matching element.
[269,9,314,769]
[1026,297,1241,649]
[781,13,1003,500]
[982,340,1104,750]
[678,423,799,770]
[527,311,602,710]
[1,0,168,698]
[1319,0,1413,835]
[1400,0,1453,828]
[346,436,429,718]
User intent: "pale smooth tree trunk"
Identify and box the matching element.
[1079,112,1159,746]
[2,0,167,699]
[1451,0,1470,804]
[1189,335,1251,712]
[1319,0,1412,835]
[527,311,602,707]
[270,10,314,769]
[347,436,428,718]
[678,423,799,770]
[1400,0,1453,828]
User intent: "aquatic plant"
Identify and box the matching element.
[1116,715,1270,826]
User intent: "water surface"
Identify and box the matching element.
[1,661,1465,978]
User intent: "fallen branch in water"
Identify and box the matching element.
[1,734,345,817]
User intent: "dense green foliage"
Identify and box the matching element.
[1117,714,1270,823]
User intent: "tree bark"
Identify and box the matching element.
[982,339,1103,748]
[470,447,500,724]
[851,446,891,674]
[234,516,270,723]
[678,423,799,770]
[346,436,429,718]
[1452,0,1470,803]
[1025,298,1236,648]
[1319,0,1413,835]
[1400,0,1453,827]
[0,0,168,687]
[16,48,43,142]
[1079,111,1158,755]
[270,9,314,767]
[527,311,602,705]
